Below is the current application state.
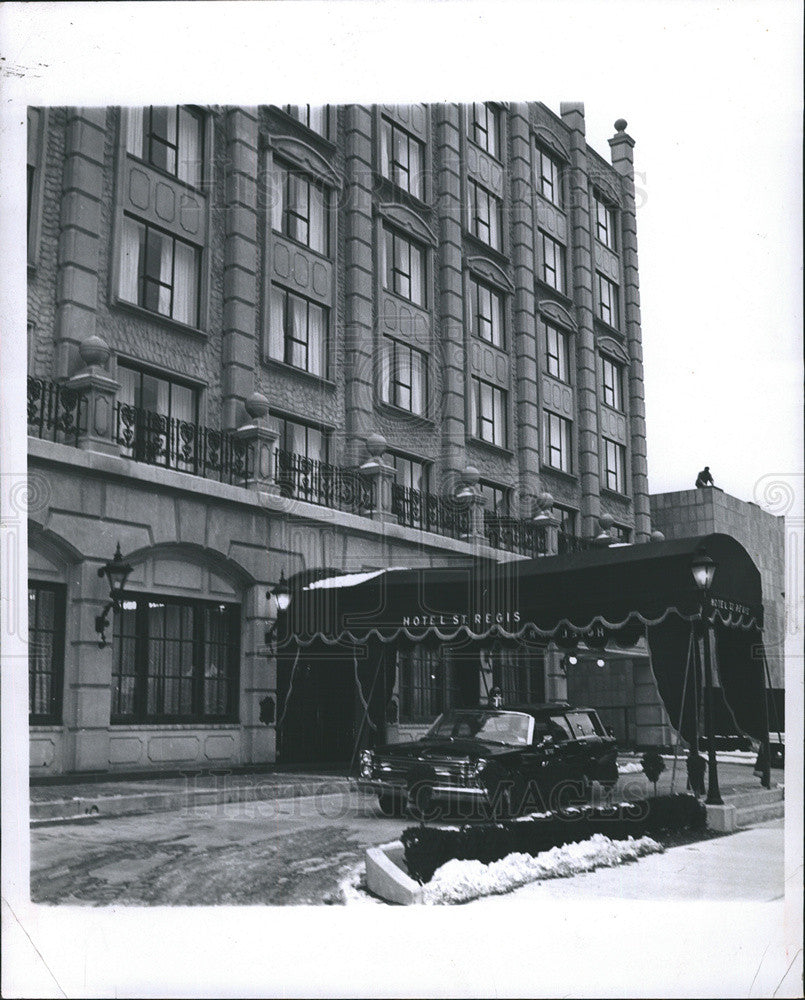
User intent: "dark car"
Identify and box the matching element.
[357,701,618,820]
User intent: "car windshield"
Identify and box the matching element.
[426,710,533,746]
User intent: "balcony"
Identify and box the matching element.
[276,449,374,515]
[391,483,471,540]
[483,512,548,559]
[27,377,86,447]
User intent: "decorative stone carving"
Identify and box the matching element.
[78,335,111,369]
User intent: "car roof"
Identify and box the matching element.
[505,703,598,718]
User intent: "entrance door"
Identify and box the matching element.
[277,655,356,765]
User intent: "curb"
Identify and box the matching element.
[31,776,354,825]
[365,840,423,905]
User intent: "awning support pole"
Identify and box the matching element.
[701,614,724,806]
[349,648,383,773]
[758,653,773,789]
[671,624,696,795]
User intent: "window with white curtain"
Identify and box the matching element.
[468,179,502,250]
[283,105,330,139]
[381,336,428,415]
[269,160,329,255]
[597,273,620,328]
[535,144,564,208]
[118,216,201,327]
[126,106,204,188]
[602,356,624,411]
[268,286,327,377]
[544,320,570,383]
[543,410,572,473]
[540,231,566,294]
[469,274,504,348]
[380,117,425,199]
[466,103,500,158]
[382,226,426,306]
[28,582,65,723]
[471,377,507,447]
[604,438,626,493]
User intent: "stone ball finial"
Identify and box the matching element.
[651,529,666,542]
[614,118,628,133]
[244,391,270,420]
[461,465,480,487]
[78,335,111,369]
[535,491,554,512]
[599,512,614,531]
[365,432,387,458]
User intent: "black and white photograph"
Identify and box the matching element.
[1,2,802,997]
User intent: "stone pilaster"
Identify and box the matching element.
[560,102,602,539]
[223,107,260,430]
[241,583,276,765]
[457,465,487,545]
[509,104,541,510]
[609,120,651,540]
[434,103,467,488]
[66,335,119,456]
[55,108,107,379]
[343,105,376,466]
[233,392,280,494]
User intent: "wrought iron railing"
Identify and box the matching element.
[27,377,86,446]
[115,404,252,486]
[275,449,374,514]
[557,529,594,554]
[391,484,471,540]
[483,512,548,558]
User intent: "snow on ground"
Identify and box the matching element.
[421,834,663,905]
[618,761,644,774]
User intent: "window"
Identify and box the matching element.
[270,160,329,255]
[383,226,426,306]
[283,105,330,139]
[276,415,329,464]
[398,646,467,723]
[544,411,572,473]
[540,231,566,293]
[468,180,502,250]
[553,505,579,553]
[489,643,544,705]
[594,194,617,250]
[535,144,564,208]
[117,363,200,464]
[469,275,504,348]
[466,103,500,158]
[112,596,239,723]
[380,118,425,199]
[268,286,327,377]
[544,320,570,382]
[381,336,428,415]
[27,107,42,236]
[126,106,204,188]
[118,216,201,327]
[612,524,632,543]
[390,453,429,494]
[471,377,507,447]
[602,356,624,411]
[597,273,620,328]
[479,480,509,516]
[604,438,626,493]
[28,582,65,723]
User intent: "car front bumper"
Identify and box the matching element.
[357,778,486,803]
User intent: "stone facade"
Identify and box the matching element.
[27,102,658,776]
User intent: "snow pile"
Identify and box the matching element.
[421,834,663,906]
[618,761,644,774]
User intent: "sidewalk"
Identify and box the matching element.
[29,768,352,824]
[470,818,785,904]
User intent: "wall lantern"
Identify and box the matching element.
[265,570,292,646]
[690,546,723,805]
[691,548,716,593]
[95,542,133,648]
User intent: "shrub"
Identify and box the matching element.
[401,793,705,884]
[641,749,666,794]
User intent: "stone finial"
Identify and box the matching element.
[78,335,111,369]
[461,465,480,487]
[599,513,614,531]
[535,491,554,512]
[614,118,628,133]
[244,391,270,420]
[365,433,387,459]
[650,529,666,542]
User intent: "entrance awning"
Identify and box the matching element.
[277,533,764,647]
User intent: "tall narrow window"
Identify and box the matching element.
[398,646,466,722]
[118,216,201,327]
[535,144,564,208]
[389,453,429,494]
[380,118,425,199]
[604,438,626,493]
[383,226,426,306]
[601,356,624,410]
[112,596,239,723]
[466,103,500,158]
[284,105,329,139]
[126,106,204,188]
[469,275,504,348]
[381,336,428,415]
[471,377,507,447]
[540,231,566,293]
[468,180,502,250]
[553,506,579,553]
[479,480,509,516]
[543,411,572,473]
[28,582,65,724]
[270,161,329,255]
[117,363,198,424]
[276,416,328,464]
[594,194,617,250]
[543,321,570,382]
[597,273,620,328]
[268,286,327,377]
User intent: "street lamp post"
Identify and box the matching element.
[691,548,723,806]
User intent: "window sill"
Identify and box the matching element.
[464,231,509,265]
[264,357,337,390]
[381,286,429,312]
[376,400,435,427]
[540,465,578,485]
[467,436,515,459]
[466,137,503,166]
[29,721,65,730]
[594,318,624,339]
[594,236,619,255]
[472,333,507,353]
[535,191,566,214]
[271,107,336,151]
[535,281,573,306]
[374,175,431,215]
[601,487,632,504]
[270,229,333,265]
[125,153,207,196]
[113,299,208,339]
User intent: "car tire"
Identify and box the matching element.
[377,793,403,818]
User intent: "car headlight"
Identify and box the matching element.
[359,750,373,778]
[472,757,488,778]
